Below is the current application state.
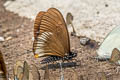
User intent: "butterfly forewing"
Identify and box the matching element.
[33,11,45,54]
[34,11,45,38]
[33,8,70,57]
[110,48,120,63]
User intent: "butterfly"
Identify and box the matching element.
[33,8,77,64]
[14,61,30,80]
[110,48,120,64]
[14,61,41,80]
[22,61,29,80]
[97,26,120,60]
[66,12,76,36]
[14,61,24,80]
[0,50,7,80]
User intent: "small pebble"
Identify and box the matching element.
[6,36,12,41]
[97,11,100,14]
[0,37,5,42]
[105,4,109,7]
[32,37,34,41]
[71,32,76,36]
[80,37,90,45]
[16,29,20,32]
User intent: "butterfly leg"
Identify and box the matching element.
[72,59,77,68]
[52,61,57,71]
[71,58,81,68]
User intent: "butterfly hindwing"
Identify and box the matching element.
[110,48,120,63]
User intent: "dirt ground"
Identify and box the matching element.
[0,0,120,80]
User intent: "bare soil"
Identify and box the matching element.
[0,0,120,80]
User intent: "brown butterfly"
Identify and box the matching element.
[33,8,77,64]
[66,12,76,36]
[0,50,7,80]
[110,48,120,64]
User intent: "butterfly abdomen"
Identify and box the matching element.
[41,52,77,64]
[41,56,62,64]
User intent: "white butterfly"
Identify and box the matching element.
[97,26,120,59]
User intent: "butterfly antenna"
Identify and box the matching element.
[66,12,76,36]
[59,62,64,80]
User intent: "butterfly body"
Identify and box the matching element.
[41,52,77,64]
[33,8,77,64]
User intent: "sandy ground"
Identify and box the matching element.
[1,0,120,80]
[3,0,120,42]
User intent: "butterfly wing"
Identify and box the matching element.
[34,11,45,38]
[22,61,29,80]
[97,26,120,59]
[33,8,70,57]
[13,61,24,80]
[110,48,120,63]
[0,51,7,79]
[66,12,73,25]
